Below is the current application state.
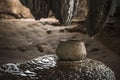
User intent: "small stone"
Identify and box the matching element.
[90,48,100,52]
[36,44,44,52]
[59,29,65,32]
[46,30,52,34]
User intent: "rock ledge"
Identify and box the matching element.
[0,55,116,80]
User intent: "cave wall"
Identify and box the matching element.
[0,0,120,20]
[75,0,88,20]
[0,0,33,19]
[0,0,87,20]
[114,1,120,20]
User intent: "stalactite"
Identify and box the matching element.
[49,0,79,25]
[20,0,50,20]
[86,0,117,37]
[113,0,120,20]
[20,0,79,25]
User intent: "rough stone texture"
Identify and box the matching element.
[0,0,87,20]
[75,0,88,21]
[49,0,79,25]
[20,0,50,20]
[86,0,118,37]
[21,0,79,25]
[114,1,120,20]
[0,0,33,19]
[0,55,116,80]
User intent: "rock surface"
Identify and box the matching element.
[0,55,116,80]
[75,0,88,20]
[0,0,87,20]
[0,0,33,19]
[20,0,50,20]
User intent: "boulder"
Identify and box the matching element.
[0,0,33,19]
[0,55,116,80]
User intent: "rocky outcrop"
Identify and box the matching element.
[0,0,87,21]
[0,55,116,80]
[20,0,50,20]
[0,0,33,19]
[75,0,88,20]
[20,0,80,25]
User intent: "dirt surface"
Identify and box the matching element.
[0,18,120,79]
[96,20,120,55]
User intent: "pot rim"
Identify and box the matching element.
[60,39,83,42]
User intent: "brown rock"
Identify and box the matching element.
[0,0,33,19]
[75,0,88,20]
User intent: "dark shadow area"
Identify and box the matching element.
[96,21,120,55]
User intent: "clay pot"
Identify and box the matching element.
[56,40,87,61]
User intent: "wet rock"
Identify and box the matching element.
[0,55,116,80]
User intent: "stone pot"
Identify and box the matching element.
[56,40,87,61]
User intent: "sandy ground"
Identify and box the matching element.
[0,18,120,79]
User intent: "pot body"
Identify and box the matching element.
[56,40,87,61]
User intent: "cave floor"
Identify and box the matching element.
[0,18,120,79]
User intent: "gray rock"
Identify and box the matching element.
[0,55,116,80]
